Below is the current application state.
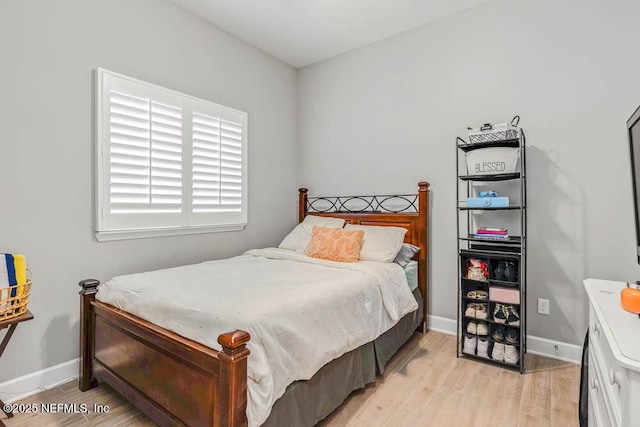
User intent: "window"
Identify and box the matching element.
[95,69,247,241]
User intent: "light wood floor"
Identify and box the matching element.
[2,331,580,427]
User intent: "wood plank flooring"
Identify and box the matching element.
[2,332,580,426]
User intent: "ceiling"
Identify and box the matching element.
[168,0,495,68]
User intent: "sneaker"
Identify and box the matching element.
[466,321,477,335]
[465,303,476,318]
[492,325,506,342]
[476,322,489,336]
[505,328,519,345]
[491,343,505,362]
[474,303,488,320]
[493,304,507,324]
[463,335,477,354]
[477,338,489,358]
[505,305,520,326]
[504,345,519,365]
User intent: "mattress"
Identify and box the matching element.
[404,261,418,292]
[96,248,418,427]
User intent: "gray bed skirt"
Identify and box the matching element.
[263,288,424,426]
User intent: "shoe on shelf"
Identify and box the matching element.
[504,345,519,365]
[492,325,506,342]
[463,335,477,355]
[466,321,477,335]
[492,343,505,362]
[465,303,488,320]
[467,290,488,300]
[474,303,488,320]
[477,338,489,358]
[493,303,507,324]
[505,328,519,345]
[476,322,489,336]
[465,303,476,318]
[505,305,520,326]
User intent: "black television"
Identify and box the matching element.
[628,105,640,263]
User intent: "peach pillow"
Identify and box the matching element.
[306,226,365,263]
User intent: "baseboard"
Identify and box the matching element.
[427,315,581,364]
[0,317,582,403]
[526,335,582,364]
[0,358,79,403]
[427,314,458,335]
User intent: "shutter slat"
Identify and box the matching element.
[111,134,149,146]
[111,124,149,139]
[193,165,220,174]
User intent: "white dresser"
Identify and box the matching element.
[584,279,640,427]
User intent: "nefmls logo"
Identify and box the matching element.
[474,161,506,173]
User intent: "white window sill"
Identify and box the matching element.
[95,224,246,242]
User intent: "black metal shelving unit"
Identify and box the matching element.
[455,130,527,374]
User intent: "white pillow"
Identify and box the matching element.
[278,215,346,253]
[344,224,407,263]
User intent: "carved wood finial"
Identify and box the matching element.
[418,181,430,191]
[79,279,100,295]
[218,330,251,360]
[298,188,309,223]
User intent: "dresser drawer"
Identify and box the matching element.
[590,307,624,426]
[589,352,614,427]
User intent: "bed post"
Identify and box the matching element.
[78,279,100,391]
[298,188,308,223]
[418,181,430,333]
[217,330,251,427]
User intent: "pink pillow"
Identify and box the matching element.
[306,226,365,263]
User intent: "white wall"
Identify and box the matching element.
[298,0,640,346]
[0,0,297,383]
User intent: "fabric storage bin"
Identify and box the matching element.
[489,286,520,304]
[466,147,519,175]
[467,116,520,144]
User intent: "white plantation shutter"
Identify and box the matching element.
[219,120,244,211]
[192,113,222,212]
[191,113,245,213]
[96,69,247,240]
[108,93,183,215]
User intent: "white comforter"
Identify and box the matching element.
[96,248,418,426]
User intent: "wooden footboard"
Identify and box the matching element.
[79,279,250,427]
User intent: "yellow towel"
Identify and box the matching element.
[13,254,27,286]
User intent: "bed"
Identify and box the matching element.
[78,181,430,427]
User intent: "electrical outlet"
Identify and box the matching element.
[538,298,550,315]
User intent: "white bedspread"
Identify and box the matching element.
[96,248,418,426]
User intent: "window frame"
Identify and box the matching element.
[95,68,248,241]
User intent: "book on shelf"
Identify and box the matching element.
[473,233,510,240]
[476,227,508,235]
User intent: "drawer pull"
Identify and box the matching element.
[592,377,600,392]
[608,369,622,387]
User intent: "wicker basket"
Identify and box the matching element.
[0,280,31,322]
[467,116,520,144]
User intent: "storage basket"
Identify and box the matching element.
[0,279,31,322]
[468,116,520,144]
[466,147,519,175]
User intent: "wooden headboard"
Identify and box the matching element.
[298,181,430,332]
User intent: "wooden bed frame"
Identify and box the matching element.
[79,181,430,427]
